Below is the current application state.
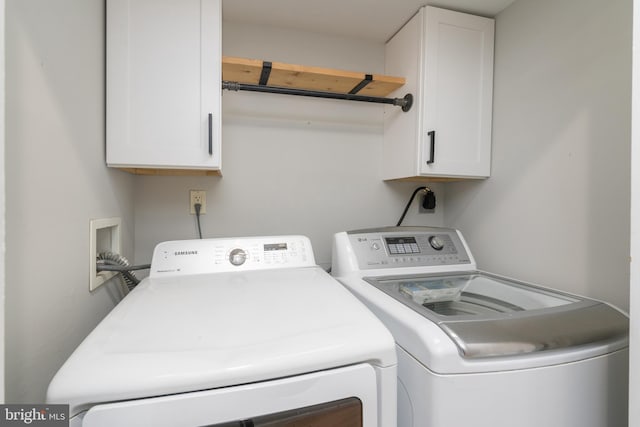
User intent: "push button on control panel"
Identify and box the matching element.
[388,243,420,254]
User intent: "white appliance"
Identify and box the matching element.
[332,227,629,427]
[47,236,397,427]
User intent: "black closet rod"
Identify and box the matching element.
[222,81,413,112]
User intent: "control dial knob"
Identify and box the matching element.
[229,248,248,266]
[428,236,445,251]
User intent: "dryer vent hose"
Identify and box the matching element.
[97,252,141,293]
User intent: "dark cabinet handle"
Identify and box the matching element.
[208,113,213,156]
[427,130,435,164]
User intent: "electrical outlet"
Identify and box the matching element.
[190,190,206,214]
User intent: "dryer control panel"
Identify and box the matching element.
[150,235,315,277]
[345,227,473,270]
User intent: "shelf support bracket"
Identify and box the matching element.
[349,74,373,94]
[259,61,272,86]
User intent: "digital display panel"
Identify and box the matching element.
[264,243,288,251]
[385,237,420,254]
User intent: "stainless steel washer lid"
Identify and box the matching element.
[365,272,629,359]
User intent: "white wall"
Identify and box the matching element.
[629,0,639,423]
[0,0,5,403]
[444,0,632,311]
[133,22,444,270]
[5,0,135,402]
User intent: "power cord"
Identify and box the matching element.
[396,187,433,226]
[194,203,203,239]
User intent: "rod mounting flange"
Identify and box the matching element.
[399,93,413,112]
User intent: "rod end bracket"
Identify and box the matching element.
[400,93,413,112]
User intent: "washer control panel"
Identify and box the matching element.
[150,236,315,277]
[347,227,472,270]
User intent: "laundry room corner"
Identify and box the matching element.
[5,0,136,403]
[2,0,638,423]
[443,0,631,312]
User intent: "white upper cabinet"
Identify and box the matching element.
[107,0,222,175]
[383,6,494,180]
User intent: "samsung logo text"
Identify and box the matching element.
[174,250,198,256]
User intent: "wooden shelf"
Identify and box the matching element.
[222,56,405,97]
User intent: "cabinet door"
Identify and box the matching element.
[107,0,221,172]
[420,7,494,178]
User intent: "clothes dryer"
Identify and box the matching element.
[48,235,396,427]
[332,226,628,427]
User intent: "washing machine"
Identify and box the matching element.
[47,235,397,427]
[331,226,629,427]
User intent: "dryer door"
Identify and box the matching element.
[212,398,361,426]
[77,364,377,427]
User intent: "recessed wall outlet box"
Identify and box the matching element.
[90,217,121,291]
[190,190,206,214]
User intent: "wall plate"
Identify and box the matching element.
[89,217,121,291]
